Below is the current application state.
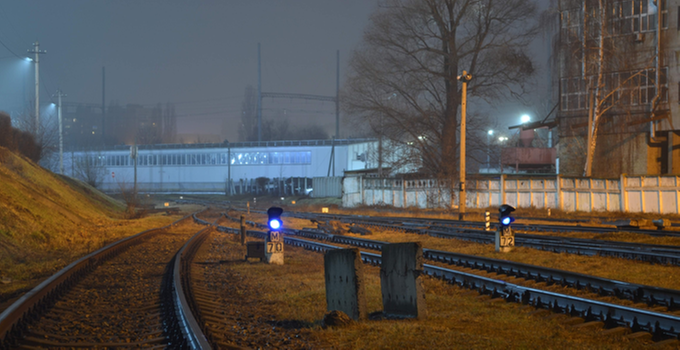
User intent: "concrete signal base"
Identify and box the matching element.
[495,227,514,253]
[380,242,427,319]
[265,231,284,265]
[324,248,367,320]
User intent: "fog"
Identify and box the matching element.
[0,0,551,144]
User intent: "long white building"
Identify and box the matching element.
[57,139,378,194]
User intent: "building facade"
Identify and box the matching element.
[556,0,680,176]
[58,139,378,194]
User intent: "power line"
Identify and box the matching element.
[0,37,22,59]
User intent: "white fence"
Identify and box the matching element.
[342,175,680,214]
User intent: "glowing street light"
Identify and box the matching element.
[487,130,494,135]
[521,114,531,124]
[498,136,508,142]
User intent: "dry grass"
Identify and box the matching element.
[214,221,644,349]
[0,149,185,303]
[238,212,680,292]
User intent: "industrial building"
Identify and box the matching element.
[59,138,378,195]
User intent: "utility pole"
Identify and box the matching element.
[335,50,340,139]
[130,138,138,201]
[102,67,106,144]
[28,42,46,135]
[257,43,262,142]
[457,71,472,221]
[53,89,66,174]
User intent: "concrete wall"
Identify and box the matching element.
[343,174,680,214]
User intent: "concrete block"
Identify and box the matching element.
[324,249,366,320]
[380,242,426,319]
[245,241,265,261]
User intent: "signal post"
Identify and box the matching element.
[496,204,515,253]
[265,207,284,265]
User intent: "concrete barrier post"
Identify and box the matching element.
[324,248,367,320]
[380,242,426,319]
[484,211,490,231]
[240,215,246,245]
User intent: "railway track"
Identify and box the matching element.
[174,200,680,264]
[203,213,680,343]
[273,211,680,266]
[175,198,680,236]
[0,213,215,349]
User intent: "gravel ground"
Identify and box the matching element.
[192,231,316,349]
[20,223,201,347]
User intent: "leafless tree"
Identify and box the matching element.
[73,151,107,188]
[555,0,666,176]
[343,0,539,180]
[9,105,58,163]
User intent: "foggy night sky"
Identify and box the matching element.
[0,0,550,143]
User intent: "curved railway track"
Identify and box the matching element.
[0,212,217,349]
[201,212,680,343]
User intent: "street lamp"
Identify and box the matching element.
[521,114,531,124]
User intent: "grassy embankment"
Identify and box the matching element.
[0,147,180,304]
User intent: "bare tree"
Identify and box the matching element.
[556,0,666,176]
[9,105,58,163]
[73,152,107,188]
[343,0,539,180]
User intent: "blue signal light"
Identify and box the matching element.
[498,204,516,227]
[267,206,284,231]
[269,219,281,230]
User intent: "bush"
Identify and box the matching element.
[0,112,41,162]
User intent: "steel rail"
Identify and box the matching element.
[193,215,680,341]
[0,211,201,348]
[219,213,680,309]
[172,216,213,349]
[277,211,680,266]
[283,210,680,237]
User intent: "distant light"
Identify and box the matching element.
[498,136,508,142]
[501,217,512,225]
[488,130,494,135]
[521,115,531,124]
[25,57,32,62]
[50,103,55,107]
